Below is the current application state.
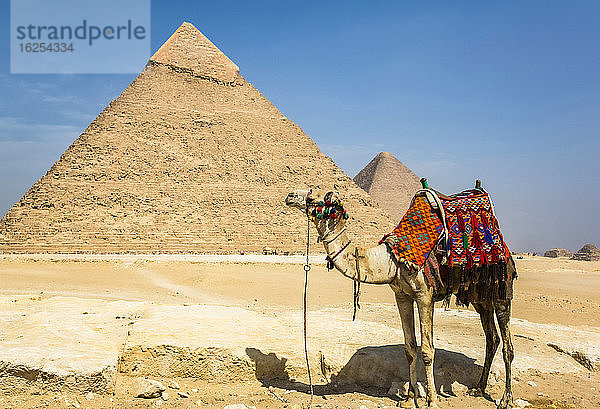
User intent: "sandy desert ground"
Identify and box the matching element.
[0,255,599,408]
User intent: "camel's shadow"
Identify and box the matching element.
[246,344,482,399]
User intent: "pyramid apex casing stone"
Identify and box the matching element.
[149,22,239,83]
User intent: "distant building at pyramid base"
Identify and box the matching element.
[354,152,421,222]
[0,22,392,254]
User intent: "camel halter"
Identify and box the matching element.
[305,191,361,320]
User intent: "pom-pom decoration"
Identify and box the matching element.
[308,196,349,221]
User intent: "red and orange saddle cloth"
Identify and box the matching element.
[380,185,514,303]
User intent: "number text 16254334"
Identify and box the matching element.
[19,43,74,53]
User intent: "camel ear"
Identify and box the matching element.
[324,191,341,205]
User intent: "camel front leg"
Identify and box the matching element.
[416,296,438,408]
[469,302,499,397]
[394,291,419,407]
[494,300,514,409]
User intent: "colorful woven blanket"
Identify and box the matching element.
[381,187,514,304]
[379,194,444,271]
[442,190,511,269]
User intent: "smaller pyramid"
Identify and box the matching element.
[354,152,421,221]
[571,244,600,261]
[544,248,573,258]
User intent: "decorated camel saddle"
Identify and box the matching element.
[380,179,515,305]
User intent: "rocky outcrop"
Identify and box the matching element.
[571,244,600,261]
[133,378,166,399]
[544,248,573,258]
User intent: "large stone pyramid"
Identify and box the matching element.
[354,152,421,222]
[0,22,393,254]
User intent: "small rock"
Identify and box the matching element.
[168,380,180,389]
[134,378,166,399]
[85,392,96,400]
[515,398,532,408]
[451,381,468,395]
[161,392,169,401]
[223,405,248,409]
[527,381,537,387]
[64,397,80,408]
[177,391,189,398]
[191,388,199,393]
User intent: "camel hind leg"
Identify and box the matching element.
[469,301,500,397]
[494,299,515,409]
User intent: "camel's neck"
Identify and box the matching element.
[319,222,354,279]
[316,221,397,285]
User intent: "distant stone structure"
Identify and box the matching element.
[544,248,573,258]
[571,244,600,261]
[0,22,393,254]
[354,152,421,222]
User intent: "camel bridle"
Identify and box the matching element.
[304,190,361,320]
[304,190,352,269]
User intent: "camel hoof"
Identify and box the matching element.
[397,399,416,408]
[467,387,484,397]
[496,392,515,409]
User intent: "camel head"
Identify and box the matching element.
[285,189,312,212]
[285,189,349,238]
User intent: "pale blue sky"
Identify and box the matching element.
[1,1,599,252]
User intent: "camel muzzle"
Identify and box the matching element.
[284,194,296,206]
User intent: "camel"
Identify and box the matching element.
[285,189,516,409]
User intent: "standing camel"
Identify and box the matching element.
[285,189,516,409]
